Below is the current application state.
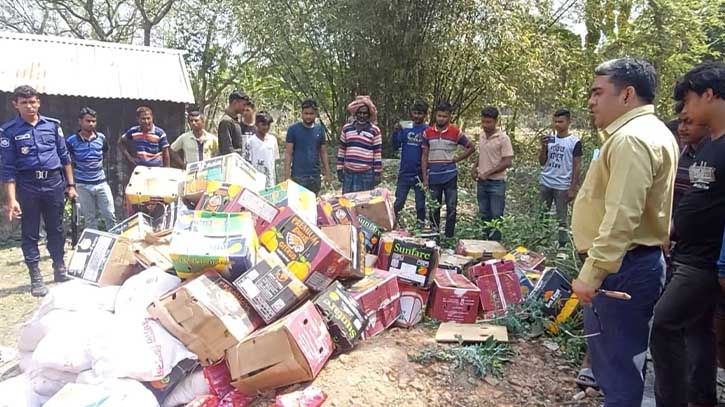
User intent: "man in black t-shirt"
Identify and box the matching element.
[651,61,725,407]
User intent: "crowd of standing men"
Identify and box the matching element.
[1,55,724,407]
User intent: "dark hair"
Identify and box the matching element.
[435,101,452,113]
[673,61,725,101]
[187,110,203,119]
[480,106,499,120]
[13,85,39,101]
[255,111,273,124]
[247,101,256,109]
[136,106,152,117]
[301,99,318,110]
[674,101,685,114]
[594,58,657,104]
[553,109,571,119]
[228,91,249,104]
[411,100,429,113]
[79,107,97,119]
[666,119,680,135]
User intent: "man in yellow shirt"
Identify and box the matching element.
[170,110,218,168]
[571,58,678,406]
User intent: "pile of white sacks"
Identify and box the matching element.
[0,267,211,407]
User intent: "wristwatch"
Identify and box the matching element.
[66,183,76,188]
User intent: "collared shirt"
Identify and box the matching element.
[477,129,514,181]
[66,131,108,184]
[170,130,218,165]
[217,112,243,156]
[0,115,71,182]
[673,137,710,212]
[571,105,678,288]
[423,124,471,184]
[337,121,382,174]
[123,125,169,167]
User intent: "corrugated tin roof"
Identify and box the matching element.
[0,32,195,104]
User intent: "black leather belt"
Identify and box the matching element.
[18,169,61,179]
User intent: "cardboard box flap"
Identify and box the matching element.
[434,269,478,291]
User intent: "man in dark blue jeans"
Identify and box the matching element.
[392,101,429,228]
[473,107,513,241]
[421,101,474,238]
[284,99,331,195]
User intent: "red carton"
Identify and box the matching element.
[504,246,546,272]
[316,196,359,227]
[428,270,480,323]
[474,260,523,317]
[468,258,515,281]
[342,188,396,231]
[226,301,333,394]
[258,207,351,291]
[347,269,401,338]
[224,187,279,233]
[374,230,412,270]
[396,281,430,328]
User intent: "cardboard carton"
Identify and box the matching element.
[148,271,264,365]
[320,224,364,279]
[468,258,515,281]
[109,212,154,241]
[316,196,359,227]
[396,281,430,328]
[226,301,333,393]
[455,239,508,261]
[504,246,546,272]
[313,281,368,352]
[126,166,184,206]
[196,182,242,212]
[224,187,279,233]
[473,260,523,318]
[358,215,383,254]
[233,251,309,324]
[261,180,317,226]
[529,267,573,317]
[428,270,480,323]
[516,269,535,298]
[342,188,396,231]
[347,269,401,337]
[169,211,257,280]
[438,253,476,275]
[67,229,138,286]
[258,207,350,291]
[184,153,266,203]
[387,239,439,288]
[374,230,411,270]
[134,233,174,272]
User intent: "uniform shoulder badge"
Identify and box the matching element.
[0,138,9,148]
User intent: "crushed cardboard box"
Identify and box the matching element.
[347,269,401,338]
[357,215,383,254]
[342,188,396,231]
[196,181,242,212]
[320,224,364,279]
[148,271,264,365]
[67,229,138,286]
[313,281,368,352]
[472,259,523,318]
[224,187,279,233]
[438,253,476,275]
[126,166,184,206]
[316,195,358,227]
[504,246,546,272]
[226,301,333,394]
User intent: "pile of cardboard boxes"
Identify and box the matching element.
[54,152,578,406]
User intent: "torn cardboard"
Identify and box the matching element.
[435,322,509,343]
[261,180,317,226]
[320,224,364,279]
[342,188,396,231]
[396,281,430,328]
[347,269,401,338]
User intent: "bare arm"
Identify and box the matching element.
[483,156,513,177]
[63,163,77,199]
[284,142,293,180]
[4,182,20,220]
[162,148,170,167]
[539,137,549,166]
[568,156,583,198]
[421,148,429,186]
[320,144,331,181]
[170,149,185,168]
[118,135,136,165]
[455,142,475,162]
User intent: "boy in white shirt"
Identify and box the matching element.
[248,111,280,188]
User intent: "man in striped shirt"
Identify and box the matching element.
[421,101,474,237]
[337,102,382,193]
[119,106,170,168]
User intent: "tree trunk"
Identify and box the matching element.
[143,23,151,46]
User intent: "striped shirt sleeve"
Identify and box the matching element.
[373,126,382,174]
[336,128,347,171]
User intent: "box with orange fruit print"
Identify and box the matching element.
[258,207,351,292]
[260,180,317,226]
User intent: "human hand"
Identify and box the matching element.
[7,199,21,220]
[567,187,577,201]
[540,135,550,145]
[324,173,332,185]
[66,186,78,201]
[337,170,344,183]
[572,279,597,305]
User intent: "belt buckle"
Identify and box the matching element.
[35,170,48,179]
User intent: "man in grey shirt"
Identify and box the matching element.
[217,91,249,156]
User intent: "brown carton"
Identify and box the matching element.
[67,229,138,286]
[320,224,364,279]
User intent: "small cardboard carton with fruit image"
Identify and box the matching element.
[260,180,317,226]
[226,301,333,393]
[233,250,309,324]
[454,239,508,261]
[396,281,430,328]
[223,187,279,233]
[183,153,266,204]
[147,271,264,365]
[357,215,383,254]
[428,269,480,324]
[320,224,364,279]
[316,195,359,227]
[312,281,368,352]
[342,188,396,231]
[346,269,401,338]
[503,246,546,272]
[259,207,351,291]
[196,181,242,212]
[169,211,257,280]
[387,238,439,288]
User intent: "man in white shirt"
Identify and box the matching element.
[538,108,583,246]
[247,111,280,188]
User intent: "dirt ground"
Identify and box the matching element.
[0,242,602,406]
